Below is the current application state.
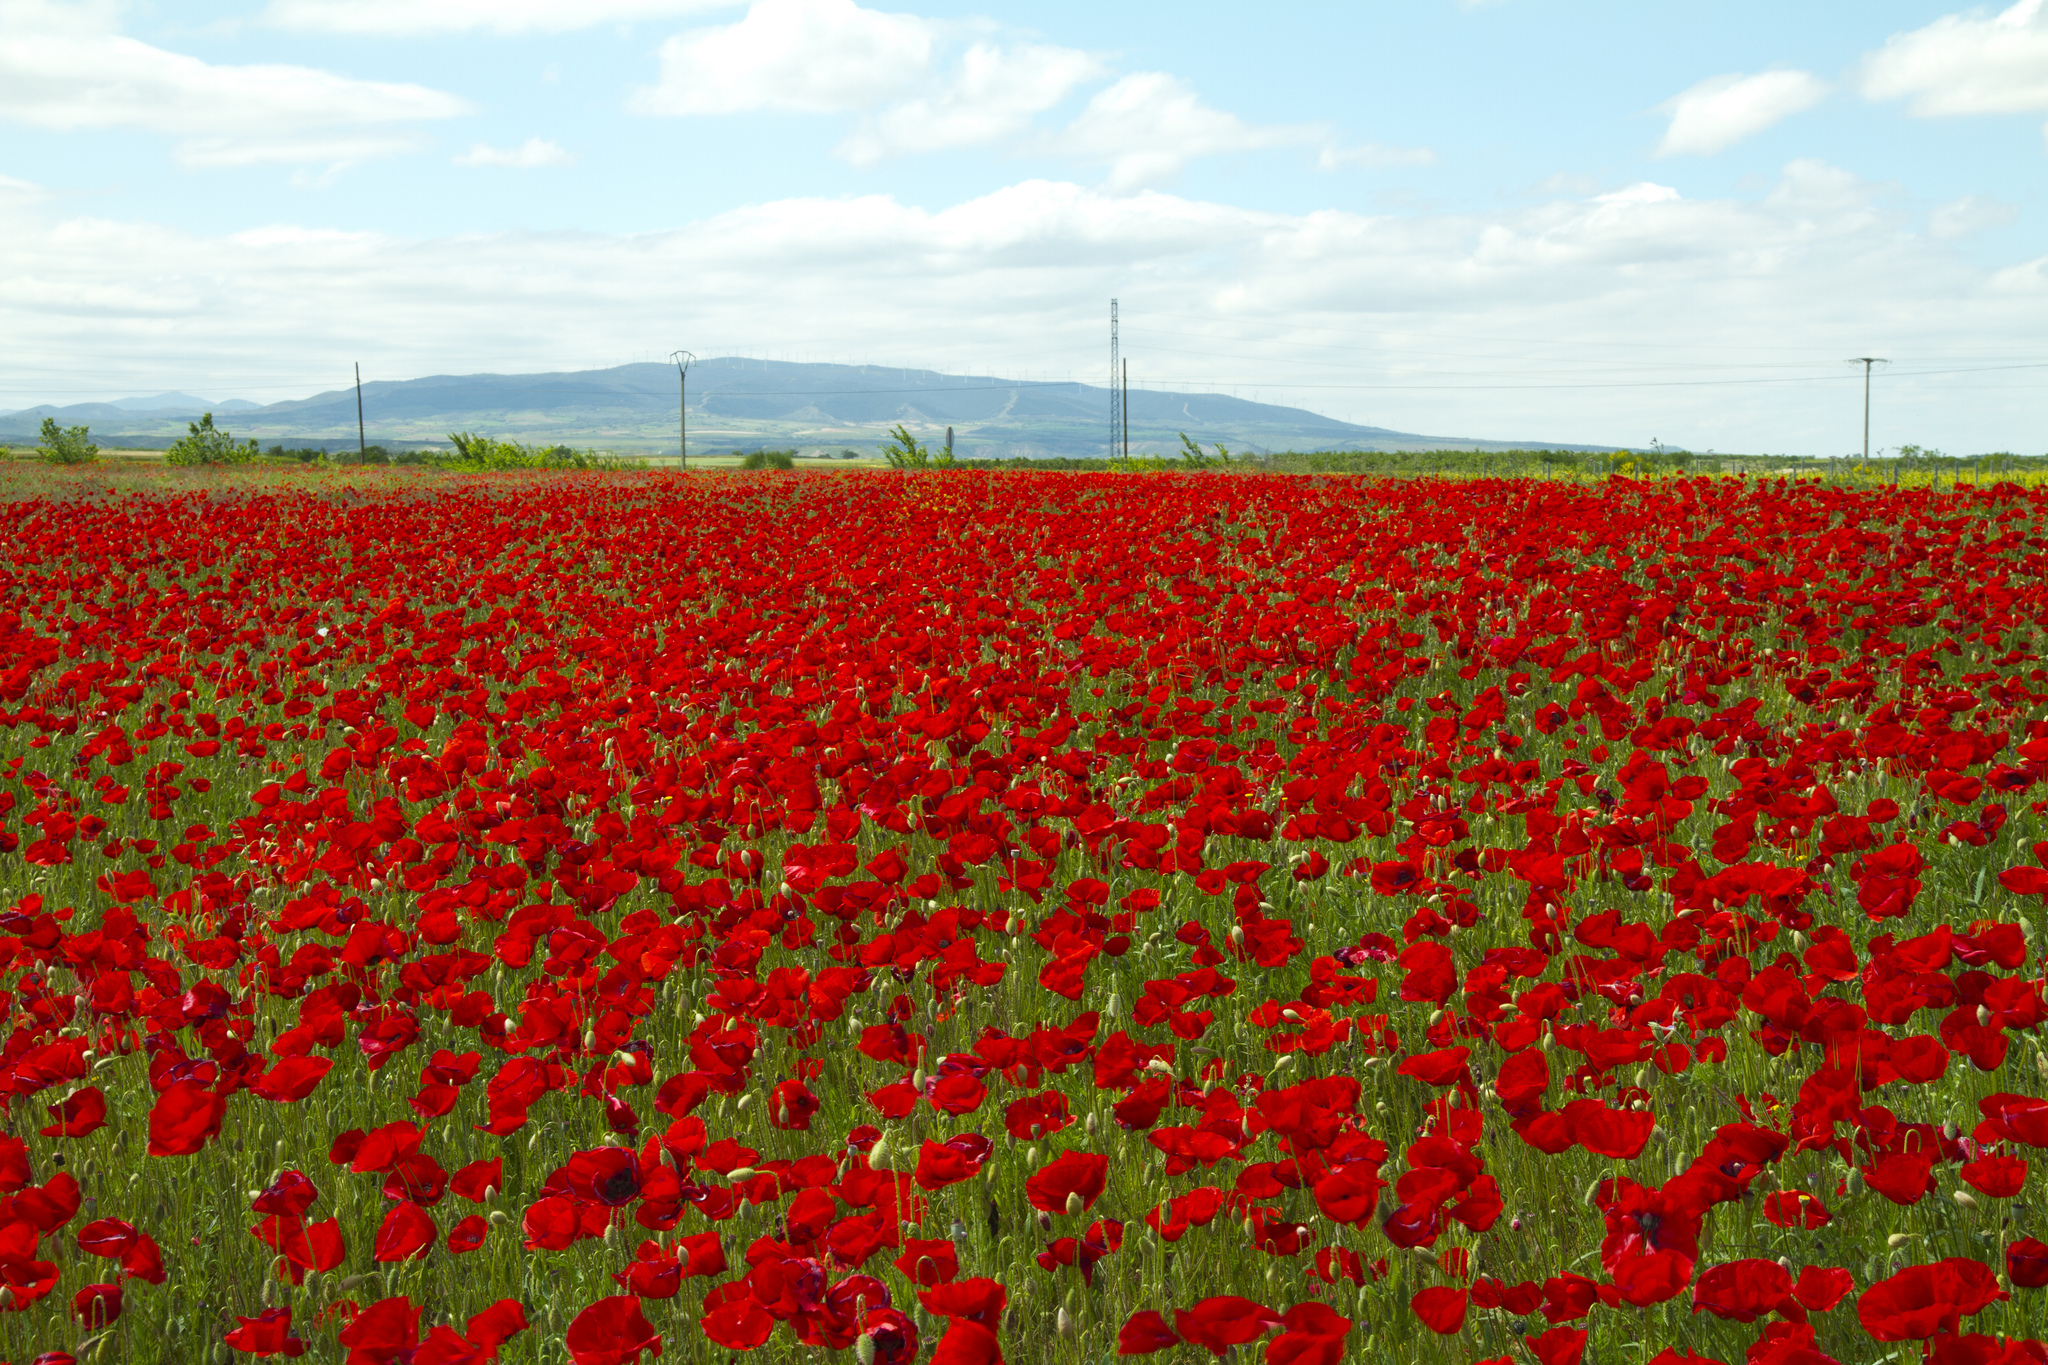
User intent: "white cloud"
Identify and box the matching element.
[1653,70,1829,156]
[1317,143,1436,170]
[1052,73,1323,190]
[632,0,934,116]
[1860,0,2048,115]
[0,0,468,166]
[263,0,731,35]
[7,162,2036,452]
[839,42,1103,163]
[455,138,576,168]
[1929,193,2018,238]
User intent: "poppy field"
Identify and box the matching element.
[5,468,2048,1365]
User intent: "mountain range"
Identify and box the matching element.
[1,359,1613,458]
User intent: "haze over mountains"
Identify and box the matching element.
[2,359,1611,458]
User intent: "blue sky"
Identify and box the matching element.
[2,0,2045,452]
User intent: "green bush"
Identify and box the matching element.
[739,449,795,470]
[880,424,954,471]
[165,413,257,467]
[37,418,98,465]
[438,432,619,471]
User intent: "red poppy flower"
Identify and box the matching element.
[1172,1296,1282,1356]
[1761,1190,1831,1230]
[450,1157,503,1203]
[1004,1091,1075,1140]
[1117,1310,1179,1354]
[337,1296,421,1362]
[446,1215,489,1254]
[929,1318,1004,1365]
[700,1282,773,1350]
[1527,1324,1588,1365]
[372,1203,437,1263]
[41,1087,107,1138]
[1792,1265,1853,1313]
[2009,1238,2048,1290]
[148,1080,226,1156]
[769,1078,820,1130]
[1961,1154,2028,1199]
[566,1295,663,1365]
[1410,1286,1468,1334]
[892,1236,960,1286]
[919,1277,1006,1328]
[1267,1302,1351,1365]
[224,1306,307,1358]
[1857,1258,2007,1340]
[1025,1150,1109,1214]
[1692,1259,1792,1322]
[70,1282,122,1327]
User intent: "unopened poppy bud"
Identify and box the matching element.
[1085,1113,1098,1137]
[1429,1010,1445,1027]
[339,1274,369,1290]
[1025,1146,1038,1165]
[1282,1008,1301,1023]
[912,1068,926,1091]
[1065,1191,1084,1216]
[1584,1180,1603,1206]
[2037,1052,2048,1081]
[582,1030,597,1050]
[728,1167,757,1181]
[1847,1170,1866,1196]
[1057,1307,1075,1338]
[1943,1122,1959,1141]
[736,1094,753,1112]
[1037,1210,1053,1233]
[1229,926,1245,946]
[1979,1005,1994,1026]
[1103,993,1121,1021]
[1887,1233,1913,1248]
[855,1335,877,1365]
[1954,1190,1979,1209]
[489,1210,508,1226]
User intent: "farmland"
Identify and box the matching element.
[2,466,2047,1365]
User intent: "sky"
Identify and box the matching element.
[1,0,2045,453]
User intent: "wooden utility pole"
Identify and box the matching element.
[669,351,696,470]
[355,363,366,461]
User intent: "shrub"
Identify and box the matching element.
[740,449,795,470]
[881,424,954,471]
[164,413,257,466]
[36,418,98,465]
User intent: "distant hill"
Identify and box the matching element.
[0,358,1615,458]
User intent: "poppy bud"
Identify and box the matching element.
[2037,1052,2048,1081]
[1038,1210,1053,1233]
[1954,1190,1979,1209]
[1025,1146,1038,1165]
[855,1335,877,1365]
[1847,1169,1866,1196]
[1584,1180,1602,1206]
[1943,1122,1959,1141]
[1057,1307,1075,1338]
[1065,1191,1084,1216]
[1085,1113,1098,1137]
[339,1274,368,1290]
[1103,993,1121,1021]
[736,1094,753,1112]
[912,1068,926,1091]
[1634,1068,1650,1088]
[489,1211,508,1226]
[1978,1004,1994,1026]
[1230,926,1246,946]
[1887,1233,1913,1248]
[728,1167,756,1181]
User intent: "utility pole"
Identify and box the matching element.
[1108,299,1120,458]
[1122,358,1129,459]
[1847,357,1888,461]
[669,351,696,470]
[355,363,366,462]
